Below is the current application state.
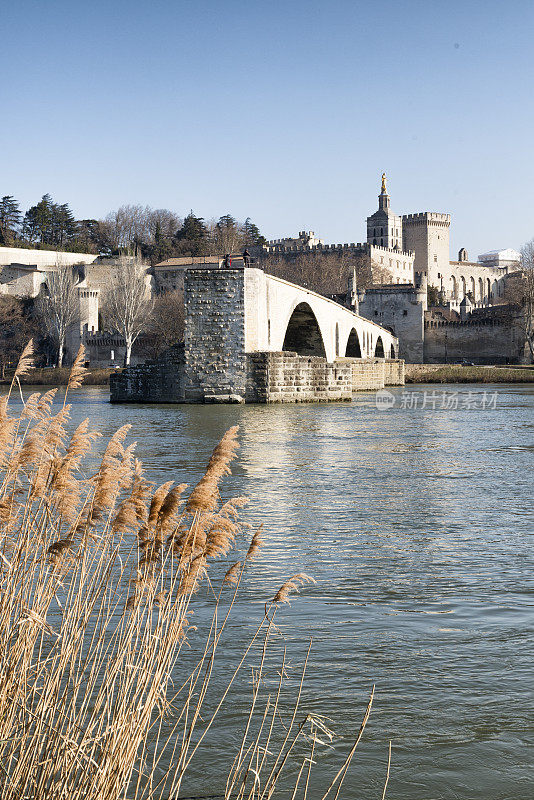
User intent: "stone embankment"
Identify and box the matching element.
[405,364,534,383]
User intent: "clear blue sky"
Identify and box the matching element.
[2,0,533,255]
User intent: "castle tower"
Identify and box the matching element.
[366,173,402,250]
[401,212,451,287]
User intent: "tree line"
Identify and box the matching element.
[0,194,266,262]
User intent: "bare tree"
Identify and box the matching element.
[0,297,37,378]
[519,240,534,359]
[142,290,185,359]
[104,205,150,255]
[102,258,153,366]
[35,264,79,367]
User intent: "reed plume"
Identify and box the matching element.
[271,573,316,605]
[223,560,242,584]
[13,338,34,380]
[186,425,240,512]
[245,524,264,561]
[66,343,88,392]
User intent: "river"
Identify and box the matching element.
[5,383,534,799]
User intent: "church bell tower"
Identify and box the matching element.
[366,173,402,249]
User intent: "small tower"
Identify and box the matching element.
[366,173,402,249]
[347,264,359,312]
[378,172,390,211]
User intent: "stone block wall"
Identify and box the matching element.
[110,345,184,403]
[350,360,387,390]
[423,319,525,364]
[340,358,405,391]
[383,359,405,385]
[246,352,352,403]
[184,269,246,401]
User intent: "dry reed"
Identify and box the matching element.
[0,341,387,800]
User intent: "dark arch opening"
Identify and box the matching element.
[282,303,326,357]
[375,336,385,358]
[390,344,396,358]
[345,328,362,357]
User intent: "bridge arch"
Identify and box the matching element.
[345,328,362,357]
[375,336,385,358]
[282,302,326,357]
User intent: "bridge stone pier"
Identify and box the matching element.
[111,265,403,404]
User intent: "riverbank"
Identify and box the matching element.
[405,363,534,383]
[0,367,117,386]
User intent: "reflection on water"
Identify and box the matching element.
[4,384,534,800]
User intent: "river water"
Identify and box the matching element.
[6,383,534,799]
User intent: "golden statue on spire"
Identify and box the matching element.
[381,172,387,193]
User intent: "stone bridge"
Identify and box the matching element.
[243,269,398,361]
[111,265,402,404]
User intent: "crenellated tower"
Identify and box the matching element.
[401,211,451,286]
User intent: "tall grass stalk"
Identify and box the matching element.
[0,343,384,800]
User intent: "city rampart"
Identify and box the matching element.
[423,316,526,364]
[0,246,97,268]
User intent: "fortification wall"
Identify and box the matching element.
[0,247,97,268]
[423,318,525,364]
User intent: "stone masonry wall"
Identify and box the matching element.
[184,269,246,402]
[110,345,184,403]
[246,352,352,402]
[423,319,525,364]
[335,358,405,390]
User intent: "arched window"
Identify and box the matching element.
[390,344,396,358]
[335,323,339,357]
[282,303,326,357]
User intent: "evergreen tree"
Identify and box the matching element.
[242,217,266,247]
[23,194,54,245]
[74,219,102,254]
[0,196,21,244]
[52,202,77,246]
[174,211,209,256]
